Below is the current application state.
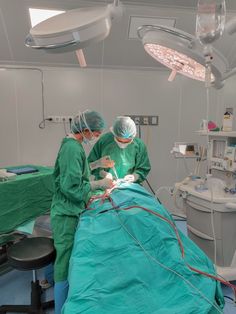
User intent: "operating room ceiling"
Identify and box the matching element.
[0,0,236,69]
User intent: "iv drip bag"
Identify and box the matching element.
[196,0,226,46]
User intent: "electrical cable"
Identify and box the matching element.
[172,213,186,221]
[12,74,20,165]
[224,295,235,303]
[100,0,106,118]
[155,186,173,196]
[170,176,191,216]
[206,85,211,175]
[38,119,47,129]
[204,60,218,273]
[145,178,157,195]
[209,184,217,267]
[63,119,67,135]
[145,124,150,148]
[0,66,46,129]
[154,186,175,205]
[183,154,191,176]
[96,189,235,296]
[39,117,52,128]
[136,117,160,202]
[86,189,236,299]
[69,118,72,131]
[206,186,236,303]
[113,207,223,313]
[138,122,141,139]
[145,177,162,203]
[176,76,183,183]
[195,146,206,176]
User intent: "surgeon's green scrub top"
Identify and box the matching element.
[88,132,151,182]
[51,137,91,282]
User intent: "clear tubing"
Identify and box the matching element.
[205,62,212,88]
[206,83,211,175]
[209,186,217,266]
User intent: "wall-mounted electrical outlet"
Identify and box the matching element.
[47,116,74,123]
[151,116,158,125]
[61,116,74,123]
[134,117,140,124]
[143,117,149,125]
[47,116,61,123]
[128,115,159,126]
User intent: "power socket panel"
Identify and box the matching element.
[47,116,74,123]
[61,116,74,123]
[128,115,158,126]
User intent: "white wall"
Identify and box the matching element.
[0,66,228,212]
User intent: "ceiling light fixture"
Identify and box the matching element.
[138,25,218,84]
[25,0,122,67]
[138,20,236,89]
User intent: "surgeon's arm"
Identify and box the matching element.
[134,140,151,183]
[90,156,114,170]
[90,178,114,190]
[88,140,103,179]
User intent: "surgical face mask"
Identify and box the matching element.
[87,137,98,145]
[83,134,97,146]
[114,137,132,149]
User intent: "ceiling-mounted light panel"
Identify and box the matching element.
[29,8,65,28]
[25,2,122,53]
[138,24,231,88]
[144,43,214,82]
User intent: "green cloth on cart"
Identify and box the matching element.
[63,183,224,314]
[0,165,54,234]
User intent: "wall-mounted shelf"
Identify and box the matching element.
[196,130,236,137]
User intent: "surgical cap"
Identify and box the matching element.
[112,116,137,139]
[71,110,106,134]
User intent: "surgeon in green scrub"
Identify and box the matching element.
[51,110,113,314]
[88,116,151,183]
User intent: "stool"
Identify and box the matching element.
[0,237,55,314]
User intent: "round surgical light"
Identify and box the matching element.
[137,24,230,88]
[144,43,214,82]
[25,5,117,53]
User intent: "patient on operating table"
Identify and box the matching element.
[62,182,225,314]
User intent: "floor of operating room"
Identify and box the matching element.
[0,221,235,314]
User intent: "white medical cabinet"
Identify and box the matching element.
[179,132,236,280]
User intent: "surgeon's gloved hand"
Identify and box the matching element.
[90,156,115,170]
[99,170,113,180]
[90,178,114,190]
[124,173,139,183]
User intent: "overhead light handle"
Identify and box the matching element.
[76,49,87,67]
[168,69,177,82]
